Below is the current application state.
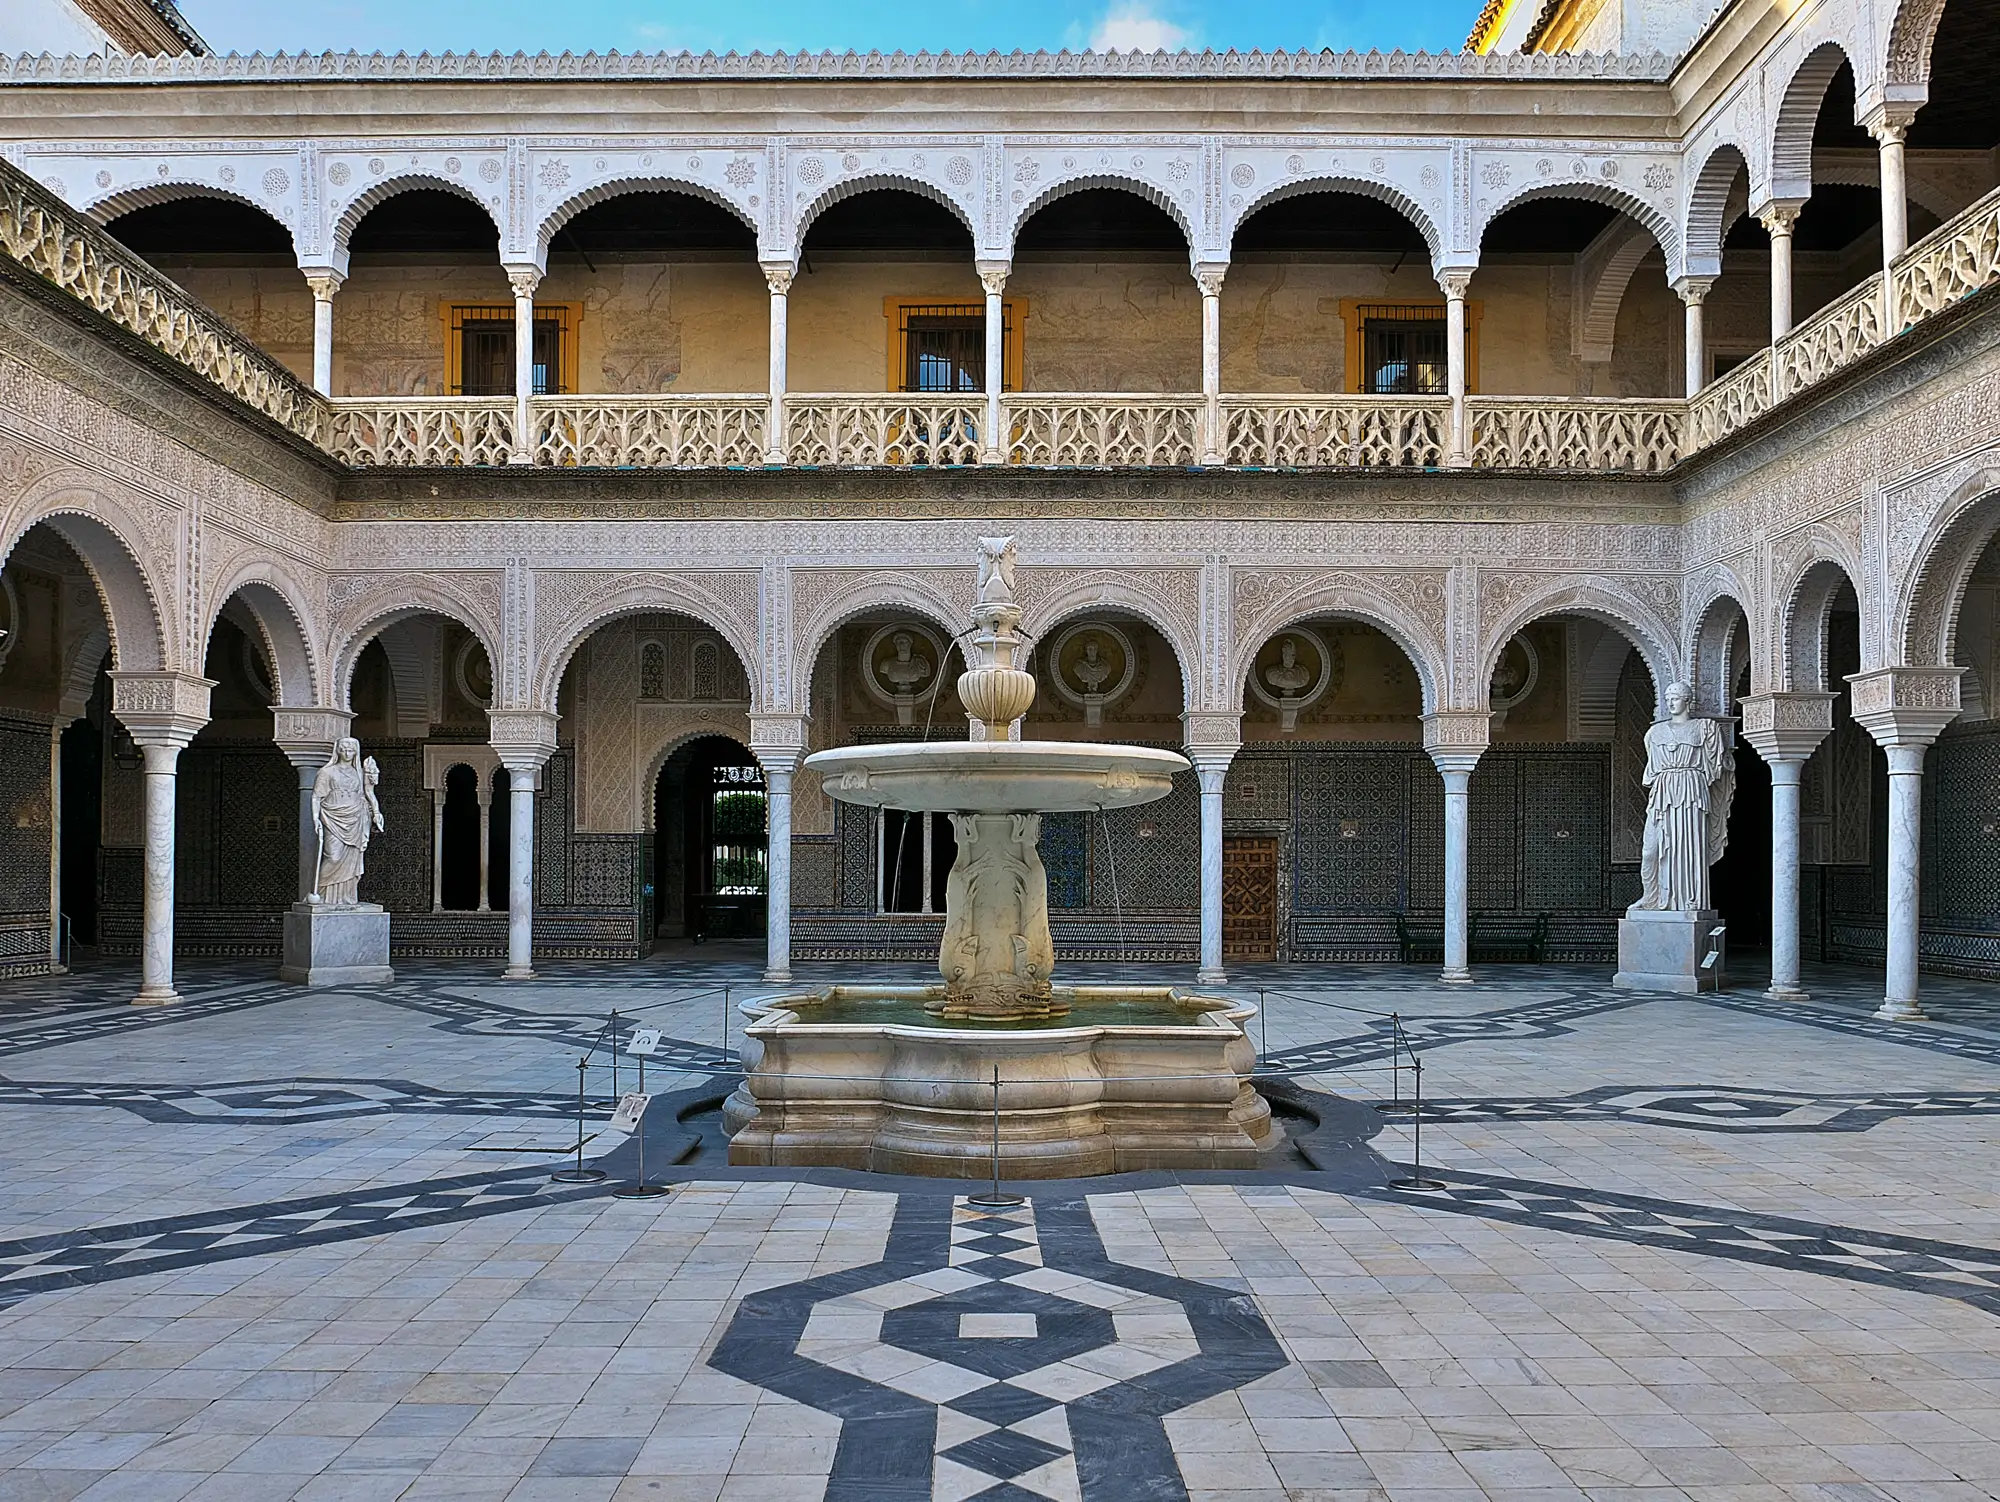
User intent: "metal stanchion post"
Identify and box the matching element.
[615,1049,670,1199]
[1377,1012,1414,1115]
[552,1056,607,1183]
[1390,1057,1444,1191]
[968,1065,1023,1209]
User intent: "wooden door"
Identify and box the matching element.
[1223,837,1279,963]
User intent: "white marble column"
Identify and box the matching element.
[305,271,342,396]
[1674,276,1714,396]
[1195,263,1226,465]
[430,789,446,911]
[1190,752,1234,985]
[1768,759,1807,998]
[979,262,1008,464]
[476,784,494,912]
[1439,269,1472,466]
[759,754,799,984]
[506,265,540,465]
[1740,692,1834,1002]
[503,768,537,978]
[1423,713,1490,986]
[1849,668,1961,1023]
[134,739,185,1005]
[1759,205,1800,342]
[763,264,793,464]
[1879,743,1927,1020]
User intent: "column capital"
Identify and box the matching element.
[1671,274,1717,306]
[108,671,212,749]
[1754,200,1805,236]
[302,268,345,300]
[976,260,1011,296]
[1422,710,1490,774]
[1737,692,1834,763]
[1192,261,1228,297]
[761,260,796,295]
[271,706,354,767]
[1848,667,1963,748]
[487,707,560,772]
[503,263,542,299]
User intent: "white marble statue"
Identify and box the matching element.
[1634,683,1735,913]
[309,737,384,907]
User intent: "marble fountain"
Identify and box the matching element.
[724,539,1274,1179]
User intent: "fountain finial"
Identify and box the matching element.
[960,535,1037,736]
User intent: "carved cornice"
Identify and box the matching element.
[0,49,1677,84]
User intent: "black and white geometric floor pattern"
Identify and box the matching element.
[1416,1083,2000,1133]
[1370,1169,2000,1316]
[0,1168,608,1309]
[710,1194,1288,1502]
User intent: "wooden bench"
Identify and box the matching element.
[1397,913,1550,965]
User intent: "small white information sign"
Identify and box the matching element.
[628,1028,662,1056]
[612,1093,652,1133]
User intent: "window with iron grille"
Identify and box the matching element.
[1357,304,1448,395]
[445,305,576,396]
[887,301,1022,393]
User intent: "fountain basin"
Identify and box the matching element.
[723,984,1275,1178]
[804,740,1189,813]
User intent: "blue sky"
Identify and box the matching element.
[175,0,1484,57]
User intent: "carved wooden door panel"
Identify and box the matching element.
[1223,837,1278,963]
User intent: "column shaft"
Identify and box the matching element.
[764,768,794,984]
[135,743,182,1006]
[1879,744,1926,1021]
[1768,760,1806,999]
[504,771,536,978]
[1441,769,1472,982]
[1196,767,1227,984]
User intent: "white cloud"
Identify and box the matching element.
[1088,3,1190,52]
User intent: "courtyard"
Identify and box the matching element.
[0,958,1991,1502]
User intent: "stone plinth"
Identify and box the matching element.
[1614,908,1725,994]
[725,984,1274,1178]
[280,903,393,986]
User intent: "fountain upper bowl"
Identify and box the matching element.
[805,740,1188,814]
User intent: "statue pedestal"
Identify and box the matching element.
[1614,908,1725,993]
[280,902,393,986]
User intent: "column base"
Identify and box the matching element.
[131,986,183,1007]
[1438,966,1473,985]
[1874,997,1927,1022]
[502,965,537,981]
[1765,985,1810,1002]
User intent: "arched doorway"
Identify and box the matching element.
[654,736,766,944]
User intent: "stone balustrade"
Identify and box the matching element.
[0,164,328,447]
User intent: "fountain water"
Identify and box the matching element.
[724,538,1274,1178]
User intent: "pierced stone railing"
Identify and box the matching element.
[1221,396,1446,467]
[327,398,515,467]
[0,158,327,446]
[536,395,765,467]
[1688,347,1772,449]
[786,396,983,466]
[1003,395,1203,466]
[1468,398,1684,472]
[1773,277,1885,401]
[1892,182,2000,326]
